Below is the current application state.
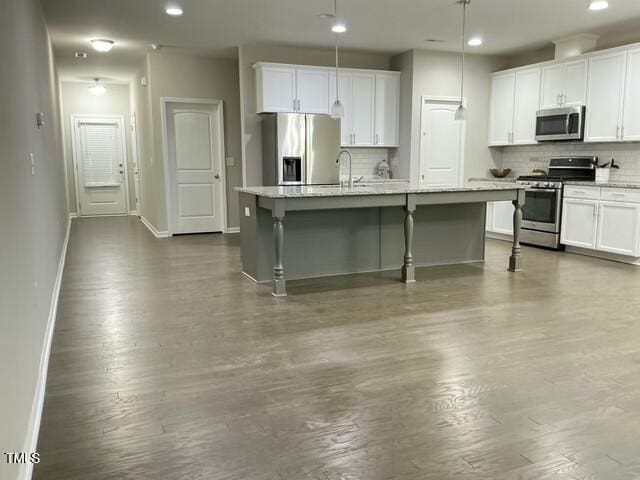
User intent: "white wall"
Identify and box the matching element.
[238,43,393,186]
[391,49,507,183]
[132,53,243,232]
[0,0,68,478]
[60,82,136,213]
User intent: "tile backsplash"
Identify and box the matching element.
[501,143,640,183]
[339,148,391,180]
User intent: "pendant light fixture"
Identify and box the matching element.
[330,0,345,119]
[455,0,470,121]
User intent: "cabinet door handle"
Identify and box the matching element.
[621,126,625,140]
[616,126,621,140]
[375,133,379,145]
[293,99,297,111]
[557,94,562,106]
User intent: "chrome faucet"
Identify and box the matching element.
[337,149,353,188]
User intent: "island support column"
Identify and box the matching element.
[508,189,525,272]
[402,194,417,283]
[272,199,286,296]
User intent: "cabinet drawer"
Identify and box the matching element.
[600,187,640,204]
[563,185,600,200]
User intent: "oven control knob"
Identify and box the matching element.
[532,182,539,187]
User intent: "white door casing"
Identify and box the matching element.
[130,112,142,214]
[419,97,465,188]
[71,115,129,216]
[163,100,226,234]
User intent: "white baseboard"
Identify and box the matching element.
[140,215,170,238]
[226,226,240,234]
[565,246,640,265]
[486,232,513,242]
[20,215,73,480]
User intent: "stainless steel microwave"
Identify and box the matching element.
[535,106,585,142]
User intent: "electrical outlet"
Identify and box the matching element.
[29,153,35,176]
[244,207,251,217]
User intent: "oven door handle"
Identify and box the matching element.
[525,188,560,193]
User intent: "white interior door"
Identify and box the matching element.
[72,115,128,216]
[420,98,465,187]
[165,102,225,234]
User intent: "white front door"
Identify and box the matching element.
[72,115,128,216]
[165,102,225,234]
[420,98,465,187]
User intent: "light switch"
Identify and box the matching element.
[29,153,35,176]
[244,207,251,217]
[226,156,235,167]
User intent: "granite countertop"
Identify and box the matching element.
[564,180,640,189]
[469,177,518,184]
[236,182,524,198]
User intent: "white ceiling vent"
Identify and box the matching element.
[553,34,600,60]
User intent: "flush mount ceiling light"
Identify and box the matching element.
[332,23,347,33]
[90,39,114,52]
[589,0,609,10]
[88,78,106,96]
[165,5,184,16]
[468,36,482,47]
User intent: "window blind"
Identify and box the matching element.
[77,121,123,187]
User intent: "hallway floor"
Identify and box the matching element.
[35,216,640,479]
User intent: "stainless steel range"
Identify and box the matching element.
[517,156,597,249]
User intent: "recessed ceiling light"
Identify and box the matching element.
[332,23,347,33]
[468,36,483,46]
[589,0,609,11]
[165,5,183,16]
[90,39,114,52]
[88,79,106,96]
[74,52,87,58]
[425,38,444,43]
[319,13,335,20]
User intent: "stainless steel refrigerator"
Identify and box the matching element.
[261,113,341,186]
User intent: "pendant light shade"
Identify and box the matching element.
[331,99,344,119]
[456,0,470,121]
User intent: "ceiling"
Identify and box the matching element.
[42,0,640,82]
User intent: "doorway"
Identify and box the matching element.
[419,96,466,188]
[162,99,227,234]
[71,115,129,215]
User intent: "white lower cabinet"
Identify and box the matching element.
[561,198,598,249]
[562,187,640,258]
[596,201,640,256]
[486,201,514,235]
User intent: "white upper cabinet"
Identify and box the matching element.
[255,64,297,113]
[622,47,640,141]
[540,60,587,109]
[585,51,627,142]
[295,67,329,115]
[329,71,353,146]
[562,59,588,107]
[374,73,400,147]
[488,72,516,146]
[540,64,565,109]
[351,73,376,146]
[512,68,541,144]
[257,63,399,148]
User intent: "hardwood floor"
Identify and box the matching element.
[35,215,640,479]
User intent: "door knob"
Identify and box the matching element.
[214,174,220,179]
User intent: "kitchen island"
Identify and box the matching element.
[237,183,526,296]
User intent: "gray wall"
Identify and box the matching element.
[391,49,507,182]
[131,53,243,232]
[238,43,393,186]
[0,0,67,478]
[60,82,136,213]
